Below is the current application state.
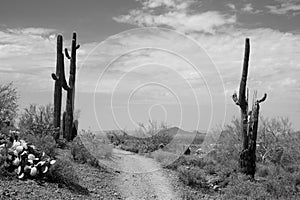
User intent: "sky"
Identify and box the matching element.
[0,0,299,132]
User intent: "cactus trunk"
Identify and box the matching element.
[232,38,267,178]
[62,111,67,139]
[240,38,250,150]
[52,35,64,140]
[64,32,80,141]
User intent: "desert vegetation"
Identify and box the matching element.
[0,33,115,199]
[0,82,115,198]
[105,38,300,200]
[0,30,299,200]
[108,120,204,154]
[148,117,300,199]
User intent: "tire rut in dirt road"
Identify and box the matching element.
[112,149,179,200]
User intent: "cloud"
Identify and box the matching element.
[140,0,191,10]
[113,0,236,34]
[0,27,62,92]
[266,0,300,15]
[242,3,261,14]
[227,3,236,11]
[6,27,57,36]
[0,27,57,58]
[280,77,298,87]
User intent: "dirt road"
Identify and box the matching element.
[111,149,179,200]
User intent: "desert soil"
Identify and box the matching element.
[110,149,180,200]
[0,149,122,200]
[1,148,206,200]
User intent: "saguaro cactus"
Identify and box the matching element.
[52,33,80,141]
[232,38,267,178]
[63,32,80,141]
[52,35,65,140]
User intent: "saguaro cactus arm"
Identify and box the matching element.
[51,72,70,91]
[257,93,267,103]
[232,92,240,105]
[65,48,71,59]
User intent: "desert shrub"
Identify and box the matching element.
[166,155,208,170]
[223,173,270,200]
[47,159,89,195]
[0,82,18,126]
[203,164,216,175]
[79,130,112,160]
[257,117,300,165]
[56,138,68,149]
[108,121,174,154]
[214,118,241,165]
[0,149,14,178]
[18,104,59,157]
[264,171,299,199]
[19,104,54,130]
[257,164,271,178]
[181,190,205,200]
[222,170,300,200]
[26,134,57,157]
[71,136,98,167]
[178,165,209,190]
[285,165,300,173]
[70,133,110,170]
[119,143,139,153]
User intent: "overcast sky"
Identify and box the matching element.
[0,0,299,131]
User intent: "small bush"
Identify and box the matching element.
[178,165,209,189]
[181,190,204,200]
[0,82,18,125]
[203,164,216,175]
[70,137,98,166]
[24,134,57,158]
[222,171,300,200]
[18,104,59,158]
[223,173,270,200]
[70,134,109,170]
[166,155,208,170]
[285,165,300,174]
[119,143,139,153]
[79,130,113,160]
[257,164,271,178]
[0,151,14,178]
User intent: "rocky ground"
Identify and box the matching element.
[1,148,219,200]
[0,149,122,200]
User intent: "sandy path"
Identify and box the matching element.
[112,149,179,200]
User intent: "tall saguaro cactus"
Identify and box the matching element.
[52,33,80,141]
[63,32,80,141]
[52,35,65,140]
[232,38,267,178]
